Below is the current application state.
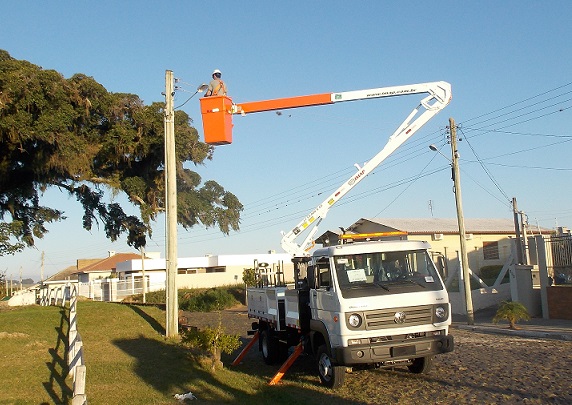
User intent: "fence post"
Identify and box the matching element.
[72,364,87,405]
[535,235,550,319]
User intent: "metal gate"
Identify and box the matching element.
[546,235,572,284]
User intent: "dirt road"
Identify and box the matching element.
[183,307,572,404]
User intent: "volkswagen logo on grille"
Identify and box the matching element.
[394,311,407,324]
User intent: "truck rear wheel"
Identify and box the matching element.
[316,344,345,388]
[261,329,279,365]
[408,356,433,374]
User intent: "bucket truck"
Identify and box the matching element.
[200,81,454,388]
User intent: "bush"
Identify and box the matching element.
[125,285,244,309]
[493,300,531,329]
[479,265,510,286]
[181,312,241,370]
[179,288,239,312]
[242,268,256,286]
[479,265,504,279]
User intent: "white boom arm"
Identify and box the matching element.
[280,81,452,256]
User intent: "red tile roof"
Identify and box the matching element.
[75,252,142,273]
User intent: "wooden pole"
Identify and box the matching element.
[164,70,178,337]
[450,118,474,325]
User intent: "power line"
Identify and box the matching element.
[459,127,510,202]
[462,82,572,124]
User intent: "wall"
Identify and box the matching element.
[423,234,513,278]
[177,262,294,289]
[448,283,511,315]
[547,286,572,320]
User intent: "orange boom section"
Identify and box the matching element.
[236,93,332,114]
[200,93,332,145]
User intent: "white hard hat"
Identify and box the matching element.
[212,69,222,75]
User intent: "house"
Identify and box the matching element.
[316,218,549,278]
[74,251,143,283]
[44,265,79,283]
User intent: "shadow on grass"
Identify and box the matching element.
[113,334,368,404]
[42,308,72,405]
[113,335,248,400]
[125,304,165,335]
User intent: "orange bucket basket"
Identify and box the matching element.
[199,96,234,145]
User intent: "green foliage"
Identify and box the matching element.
[180,312,241,370]
[125,285,243,309]
[493,300,531,329]
[480,265,504,280]
[242,267,257,286]
[179,288,238,312]
[0,222,25,255]
[0,50,243,254]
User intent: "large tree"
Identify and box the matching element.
[0,50,242,254]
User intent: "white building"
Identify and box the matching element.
[116,252,294,290]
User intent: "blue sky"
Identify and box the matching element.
[2,1,572,280]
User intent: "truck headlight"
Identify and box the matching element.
[348,313,362,328]
[434,304,448,321]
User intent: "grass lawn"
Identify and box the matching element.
[0,301,355,405]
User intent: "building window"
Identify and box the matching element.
[206,266,226,273]
[483,241,500,260]
[178,268,202,274]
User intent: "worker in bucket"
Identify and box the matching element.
[204,69,227,97]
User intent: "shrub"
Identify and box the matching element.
[492,300,531,330]
[179,288,238,312]
[125,286,244,309]
[181,312,241,370]
[480,265,504,279]
[242,268,256,286]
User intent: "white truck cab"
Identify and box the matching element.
[248,238,454,388]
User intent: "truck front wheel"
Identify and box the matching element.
[408,356,433,374]
[261,329,279,365]
[316,344,345,388]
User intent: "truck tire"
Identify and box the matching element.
[316,344,345,388]
[261,329,279,365]
[408,356,433,374]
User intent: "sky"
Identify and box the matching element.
[2,1,572,281]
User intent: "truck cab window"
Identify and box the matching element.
[318,266,330,288]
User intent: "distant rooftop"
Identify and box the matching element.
[347,218,551,235]
[75,252,142,274]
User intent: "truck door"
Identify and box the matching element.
[309,258,338,325]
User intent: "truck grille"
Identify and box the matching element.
[363,305,433,330]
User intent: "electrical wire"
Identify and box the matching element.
[175,90,200,109]
[458,127,511,202]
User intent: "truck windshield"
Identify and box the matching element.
[334,250,443,297]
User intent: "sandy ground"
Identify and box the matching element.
[182,306,572,404]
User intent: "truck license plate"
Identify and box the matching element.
[391,345,416,357]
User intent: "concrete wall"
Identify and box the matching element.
[448,283,511,315]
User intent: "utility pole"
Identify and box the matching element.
[164,70,178,337]
[41,251,45,283]
[512,198,524,264]
[519,210,529,265]
[450,118,474,325]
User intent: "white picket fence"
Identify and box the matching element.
[38,283,70,307]
[67,284,87,405]
[78,279,165,302]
